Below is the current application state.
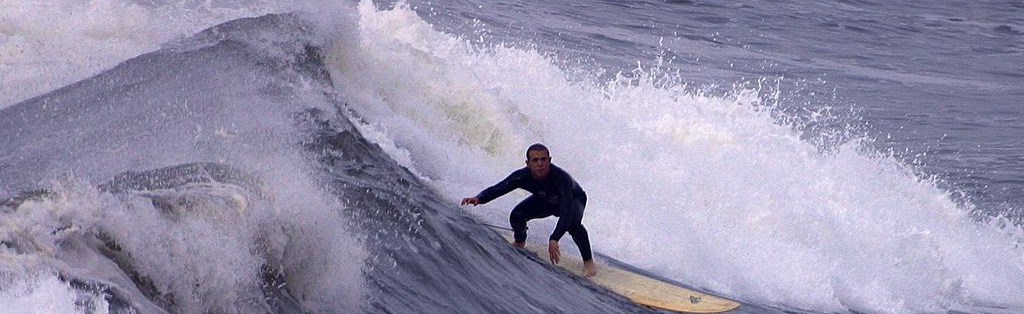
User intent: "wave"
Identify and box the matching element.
[2,2,1023,314]
[326,3,1024,314]
[0,11,649,314]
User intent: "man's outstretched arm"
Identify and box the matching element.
[461,170,523,206]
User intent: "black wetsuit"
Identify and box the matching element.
[475,164,592,261]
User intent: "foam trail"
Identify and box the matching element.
[325,2,1024,314]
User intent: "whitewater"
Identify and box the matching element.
[2,1,1022,314]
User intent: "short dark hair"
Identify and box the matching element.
[526,143,549,158]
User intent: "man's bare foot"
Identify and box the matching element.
[583,260,597,277]
[513,241,525,248]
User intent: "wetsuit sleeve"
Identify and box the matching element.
[549,175,582,241]
[474,170,523,204]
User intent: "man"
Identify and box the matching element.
[461,143,597,277]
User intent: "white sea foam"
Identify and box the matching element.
[325,2,1024,314]
[0,165,364,314]
[0,274,108,314]
[0,0,358,108]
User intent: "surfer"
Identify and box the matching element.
[461,143,597,277]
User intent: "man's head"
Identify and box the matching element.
[525,143,551,180]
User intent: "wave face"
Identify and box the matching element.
[2,1,1023,314]
[0,14,366,314]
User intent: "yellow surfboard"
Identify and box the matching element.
[497,232,740,313]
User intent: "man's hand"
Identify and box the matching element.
[548,240,560,264]
[460,197,480,206]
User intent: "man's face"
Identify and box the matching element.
[526,149,551,180]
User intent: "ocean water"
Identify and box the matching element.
[1,1,1022,314]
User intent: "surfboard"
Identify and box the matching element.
[495,231,740,313]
